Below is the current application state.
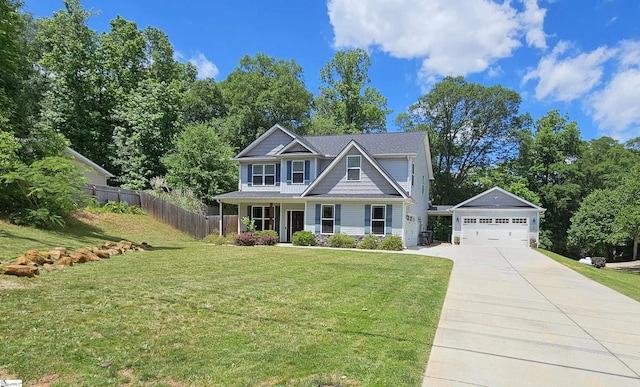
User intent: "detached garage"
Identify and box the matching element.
[450,187,546,248]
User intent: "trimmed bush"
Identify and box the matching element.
[328,233,356,248]
[256,229,278,240]
[257,233,277,246]
[379,235,404,251]
[292,230,316,246]
[357,233,379,250]
[234,232,256,246]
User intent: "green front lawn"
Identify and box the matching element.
[0,213,452,386]
[538,249,640,302]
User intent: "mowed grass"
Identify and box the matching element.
[538,249,640,302]
[0,212,452,386]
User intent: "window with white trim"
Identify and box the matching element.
[479,218,493,224]
[292,161,304,184]
[252,164,275,186]
[347,156,361,181]
[371,205,386,235]
[321,204,334,234]
[251,206,273,231]
[463,218,477,224]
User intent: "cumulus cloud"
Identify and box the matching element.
[587,40,640,140]
[522,41,615,101]
[188,52,219,79]
[327,0,547,81]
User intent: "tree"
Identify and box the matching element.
[576,136,640,193]
[567,189,623,259]
[112,79,183,189]
[517,110,584,253]
[312,49,390,134]
[182,78,226,125]
[219,53,313,150]
[163,121,238,205]
[402,76,523,205]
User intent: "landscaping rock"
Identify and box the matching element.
[57,257,73,267]
[25,250,53,265]
[3,265,39,278]
[51,247,68,256]
[69,252,88,264]
[43,263,58,272]
[92,248,111,259]
[14,256,29,265]
[592,256,606,268]
[48,250,63,261]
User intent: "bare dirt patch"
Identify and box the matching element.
[0,278,31,290]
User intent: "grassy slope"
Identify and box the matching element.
[538,249,640,302]
[0,212,452,386]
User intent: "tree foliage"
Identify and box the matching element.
[312,49,390,135]
[401,76,522,204]
[219,53,312,150]
[163,121,238,205]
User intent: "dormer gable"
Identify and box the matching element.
[234,124,298,159]
[450,186,545,211]
[302,140,409,198]
[275,138,319,156]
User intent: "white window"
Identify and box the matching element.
[292,161,304,184]
[347,156,361,181]
[252,164,275,186]
[371,205,386,235]
[463,218,477,224]
[495,218,509,224]
[251,206,273,231]
[512,218,528,224]
[479,218,493,224]
[321,204,334,234]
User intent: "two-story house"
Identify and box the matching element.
[215,124,434,247]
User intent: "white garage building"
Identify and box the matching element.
[450,187,546,248]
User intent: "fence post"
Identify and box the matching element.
[205,216,209,237]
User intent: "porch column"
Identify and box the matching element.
[218,200,223,236]
[269,202,274,230]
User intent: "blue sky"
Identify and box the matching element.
[26,0,640,141]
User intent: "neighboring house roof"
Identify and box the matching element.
[64,147,114,178]
[301,140,410,199]
[215,191,300,200]
[449,186,546,212]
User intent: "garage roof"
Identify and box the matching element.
[450,186,546,212]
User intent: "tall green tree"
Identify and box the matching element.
[518,110,583,253]
[311,49,390,135]
[182,78,226,125]
[112,79,183,189]
[163,121,237,205]
[219,53,313,150]
[401,76,523,205]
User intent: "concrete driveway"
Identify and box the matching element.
[415,246,640,386]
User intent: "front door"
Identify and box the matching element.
[288,211,304,242]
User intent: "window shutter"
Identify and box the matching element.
[364,204,371,234]
[386,204,393,235]
[276,163,281,186]
[287,160,292,183]
[315,204,321,234]
[304,160,310,184]
[247,164,253,186]
[335,204,341,233]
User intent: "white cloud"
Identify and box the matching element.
[327,0,547,81]
[587,40,640,140]
[188,52,219,79]
[588,69,640,140]
[522,41,614,101]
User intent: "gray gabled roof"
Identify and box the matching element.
[302,131,428,156]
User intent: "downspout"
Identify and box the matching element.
[216,199,223,236]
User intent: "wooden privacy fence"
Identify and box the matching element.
[82,185,238,238]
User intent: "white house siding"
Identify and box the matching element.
[245,129,293,156]
[238,162,281,192]
[309,149,399,196]
[304,202,403,239]
[378,158,409,191]
[84,169,110,186]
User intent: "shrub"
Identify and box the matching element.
[257,233,277,246]
[256,229,278,240]
[102,201,144,215]
[292,230,316,246]
[241,216,256,232]
[234,232,256,246]
[146,179,207,214]
[203,232,235,245]
[357,233,379,249]
[328,233,356,248]
[379,235,404,250]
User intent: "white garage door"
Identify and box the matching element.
[461,217,528,247]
